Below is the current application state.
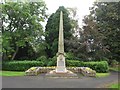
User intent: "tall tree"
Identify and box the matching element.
[2,1,47,60]
[82,2,120,61]
[45,6,73,58]
[82,15,108,61]
[67,7,80,37]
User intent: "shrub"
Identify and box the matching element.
[36,56,47,66]
[66,60,109,73]
[47,57,57,66]
[82,61,109,73]
[2,60,109,73]
[66,60,81,67]
[65,52,75,60]
[110,60,119,67]
[36,56,47,61]
[2,61,44,71]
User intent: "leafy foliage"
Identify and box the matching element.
[82,2,120,62]
[82,61,109,73]
[2,1,47,60]
[2,60,109,73]
[36,55,48,66]
[66,60,81,67]
[2,61,45,71]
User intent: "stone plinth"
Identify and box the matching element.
[46,70,78,78]
[56,54,67,73]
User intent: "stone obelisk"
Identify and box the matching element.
[46,11,78,78]
[55,11,67,73]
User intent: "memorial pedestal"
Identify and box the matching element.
[55,54,67,73]
[46,70,78,78]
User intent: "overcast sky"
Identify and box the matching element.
[44,0,95,27]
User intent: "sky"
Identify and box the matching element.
[0,0,96,28]
[44,0,95,27]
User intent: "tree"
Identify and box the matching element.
[45,6,73,58]
[65,7,85,60]
[82,15,108,61]
[2,1,48,60]
[67,7,80,37]
[82,2,120,61]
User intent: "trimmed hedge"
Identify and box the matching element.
[2,60,109,73]
[2,61,44,71]
[81,61,109,73]
[66,60,81,67]
[66,60,109,73]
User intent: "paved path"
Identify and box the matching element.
[2,71,119,88]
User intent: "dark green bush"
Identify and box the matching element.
[2,61,44,71]
[65,52,75,60]
[66,60,109,72]
[110,60,119,67]
[82,61,109,73]
[36,56,47,61]
[47,57,57,66]
[66,60,81,67]
[36,56,48,66]
[2,60,109,73]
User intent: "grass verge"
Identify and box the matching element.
[96,72,110,78]
[109,83,120,88]
[0,71,25,76]
[109,67,120,72]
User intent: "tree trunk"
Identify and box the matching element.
[11,47,19,60]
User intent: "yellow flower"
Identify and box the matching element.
[30,67,36,71]
[86,67,90,70]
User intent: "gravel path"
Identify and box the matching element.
[2,71,119,88]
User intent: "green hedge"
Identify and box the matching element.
[47,57,56,66]
[2,60,109,72]
[2,61,44,71]
[66,60,81,67]
[66,60,109,73]
[81,61,109,73]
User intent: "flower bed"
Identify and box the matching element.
[80,67,96,77]
[25,66,96,77]
[25,66,56,76]
[25,67,40,76]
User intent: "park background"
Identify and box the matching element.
[0,0,119,88]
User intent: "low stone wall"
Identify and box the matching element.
[25,67,96,77]
[80,67,96,77]
[25,67,55,76]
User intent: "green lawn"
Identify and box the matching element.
[109,83,120,88]
[0,71,25,76]
[109,67,120,72]
[96,72,110,77]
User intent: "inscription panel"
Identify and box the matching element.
[58,60,64,66]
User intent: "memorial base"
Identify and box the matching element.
[46,70,78,78]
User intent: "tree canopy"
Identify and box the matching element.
[2,1,48,60]
[1,1,119,63]
[82,2,120,61]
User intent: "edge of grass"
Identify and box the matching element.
[0,71,25,76]
[96,72,110,78]
[109,82,120,88]
[109,67,120,72]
